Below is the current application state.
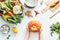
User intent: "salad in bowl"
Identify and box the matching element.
[0,0,23,24]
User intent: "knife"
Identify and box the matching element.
[50,9,60,19]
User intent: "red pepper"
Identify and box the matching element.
[0,13,2,16]
[9,10,13,13]
[11,2,16,6]
[34,10,40,16]
[0,0,3,2]
[5,12,11,16]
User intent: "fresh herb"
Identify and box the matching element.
[50,22,60,40]
[6,34,11,40]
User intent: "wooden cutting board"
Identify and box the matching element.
[46,0,60,12]
[42,0,60,13]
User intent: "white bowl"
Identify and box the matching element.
[24,0,38,7]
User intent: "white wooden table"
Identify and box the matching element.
[0,0,60,40]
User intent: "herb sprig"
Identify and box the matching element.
[50,22,60,40]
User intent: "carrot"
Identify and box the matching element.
[4,12,11,19]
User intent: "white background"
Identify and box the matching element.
[0,0,60,40]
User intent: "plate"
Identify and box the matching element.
[0,0,23,24]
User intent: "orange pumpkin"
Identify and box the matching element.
[28,20,41,32]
